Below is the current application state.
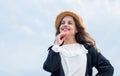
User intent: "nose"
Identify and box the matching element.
[62,24,68,28]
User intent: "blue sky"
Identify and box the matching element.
[0,0,120,76]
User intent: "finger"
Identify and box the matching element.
[59,33,66,40]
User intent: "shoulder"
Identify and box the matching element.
[82,43,100,66]
[82,43,98,53]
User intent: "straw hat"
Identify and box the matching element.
[55,10,84,30]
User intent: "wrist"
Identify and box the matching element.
[52,45,60,52]
[54,43,60,46]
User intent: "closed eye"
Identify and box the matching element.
[68,21,73,25]
[61,21,65,25]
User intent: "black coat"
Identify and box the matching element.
[43,43,114,76]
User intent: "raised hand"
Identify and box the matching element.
[54,32,67,46]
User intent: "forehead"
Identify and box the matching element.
[62,15,74,21]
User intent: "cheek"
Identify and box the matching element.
[71,27,77,34]
[59,25,63,29]
[59,27,62,33]
[71,26,76,31]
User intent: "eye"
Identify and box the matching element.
[68,21,72,25]
[61,21,65,25]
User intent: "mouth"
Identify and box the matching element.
[61,28,71,32]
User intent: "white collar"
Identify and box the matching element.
[60,43,88,57]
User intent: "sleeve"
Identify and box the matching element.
[43,46,61,73]
[89,46,114,76]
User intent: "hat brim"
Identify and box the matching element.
[55,11,83,30]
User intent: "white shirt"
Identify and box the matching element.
[52,43,88,76]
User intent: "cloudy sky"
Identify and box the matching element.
[0,0,120,76]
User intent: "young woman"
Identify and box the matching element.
[43,11,114,76]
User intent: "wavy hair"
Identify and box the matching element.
[55,16,96,48]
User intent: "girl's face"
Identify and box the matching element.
[59,16,77,36]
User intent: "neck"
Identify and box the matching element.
[63,36,77,45]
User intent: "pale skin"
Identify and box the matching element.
[54,16,78,45]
